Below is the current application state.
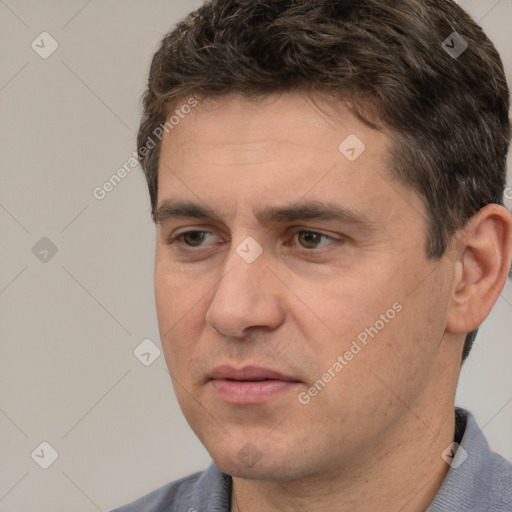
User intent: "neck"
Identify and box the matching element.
[231,404,456,512]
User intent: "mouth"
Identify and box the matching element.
[209,365,302,404]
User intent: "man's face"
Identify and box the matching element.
[154,93,455,480]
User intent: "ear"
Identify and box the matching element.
[446,204,512,334]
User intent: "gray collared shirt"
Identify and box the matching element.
[110,407,512,511]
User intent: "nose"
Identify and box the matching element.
[205,247,285,339]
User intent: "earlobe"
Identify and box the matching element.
[446,204,512,335]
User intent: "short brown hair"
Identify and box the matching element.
[137,0,511,362]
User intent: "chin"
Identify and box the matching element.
[208,442,310,482]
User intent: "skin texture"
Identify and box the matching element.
[153,92,512,512]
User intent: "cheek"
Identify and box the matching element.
[306,275,395,342]
[303,268,430,386]
[154,263,208,371]
[154,254,208,327]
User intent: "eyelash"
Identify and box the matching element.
[165,228,341,252]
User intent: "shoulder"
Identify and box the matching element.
[464,409,512,510]
[108,471,203,512]
[482,449,512,510]
[108,463,231,512]
[428,408,512,512]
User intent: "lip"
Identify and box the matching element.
[210,365,299,382]
[209,365,301,405]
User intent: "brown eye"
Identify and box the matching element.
[292,230,337,250]
[297,231,323,249]
[181,231,209,247]
[165,231,212,247]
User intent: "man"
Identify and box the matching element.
[112,0,512,510]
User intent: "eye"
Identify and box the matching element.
[289,229,339,250]
[165,228,341,252]
[167,230,220,247]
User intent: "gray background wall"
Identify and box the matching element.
[0,1,510,511]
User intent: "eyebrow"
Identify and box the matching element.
[154,199,376,230]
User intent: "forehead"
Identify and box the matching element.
[162,92,389,160]
[155,92,423,229]
[159,93,388,176]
